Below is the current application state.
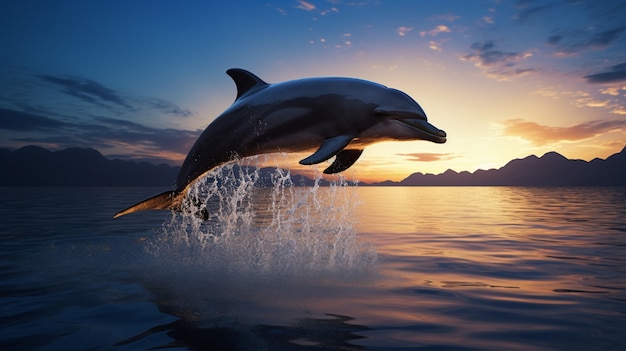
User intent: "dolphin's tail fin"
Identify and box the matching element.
[113,190,184,218]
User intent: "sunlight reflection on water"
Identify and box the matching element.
[353,186,626,350]
[0,185,624,350]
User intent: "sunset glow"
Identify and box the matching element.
[1,1,624,182]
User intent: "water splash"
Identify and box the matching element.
[146,155,377,279]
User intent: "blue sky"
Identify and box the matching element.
[1,0,625,182]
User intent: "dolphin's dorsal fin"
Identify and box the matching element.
[226,68,269,100]
[299,135,354,165]
[323,149,363,174]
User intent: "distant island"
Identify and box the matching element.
[0,145,326,187]
[372,145,626,186]
[0,145,179,186]
[0,145,624,186]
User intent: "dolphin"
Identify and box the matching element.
[113,68,446,218]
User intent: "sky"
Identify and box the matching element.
[1,0,625,183]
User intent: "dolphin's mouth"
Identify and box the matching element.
[396,118,447,143]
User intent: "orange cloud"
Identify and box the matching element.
[612,106,626,115]
[419,25,451,37]
[501,118,626,145]
[428,41,442,51]
[575,96,610,108]
[600,86,625,96]
[397,26,413,37]
[296,0,315,11]
[397,153,457,162]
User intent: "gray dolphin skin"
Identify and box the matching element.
[113,68,446,218]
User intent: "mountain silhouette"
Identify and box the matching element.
[0,145,334,187]
[375,146,626,186]
[1,145,624,186]
[0,145,179,186]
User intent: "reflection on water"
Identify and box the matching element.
[115,314,367,350]
[0,184,625,350]
[355,186,626,350]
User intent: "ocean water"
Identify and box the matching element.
[1,169,625,350]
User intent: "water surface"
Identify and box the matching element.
[1,184,625,350]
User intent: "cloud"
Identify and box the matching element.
[513,3,553,22]
[500,118,626,145]
[547,26,626,55]
[600,86,625,96]
[584,62,626,84]
[36,73,193,117]
[464,41,529,66]
[0,106,200,164]
[579,99,609,108]
[531,87,626,116]
[433,14,460,22]
[511,1,626,56]
[570,89,626,115]
[419,25,451,37]
[397,153,456,162]
[143,98,194,118]
[461,41,535,80]
[0,108,69,131]
[612,107,626,115]
[397,26,413,37]
[586,26,626,47]
[296,0,315,11]
[530,86,562,99]
[428,41,443,52]
[38,74,132,110]
[2,70,195,164]
[320,7,338,15]
[371,64,399,71]
[88,116,201,155]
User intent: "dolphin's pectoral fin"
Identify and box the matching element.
[299,135,354,165]
[323,149,363,174]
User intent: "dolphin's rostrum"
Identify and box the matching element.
[113,69,446,218]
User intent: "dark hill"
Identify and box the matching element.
[382,146,626,186]
[0,146,179,186]
[0,145,338,187]
[2,145,624,187]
